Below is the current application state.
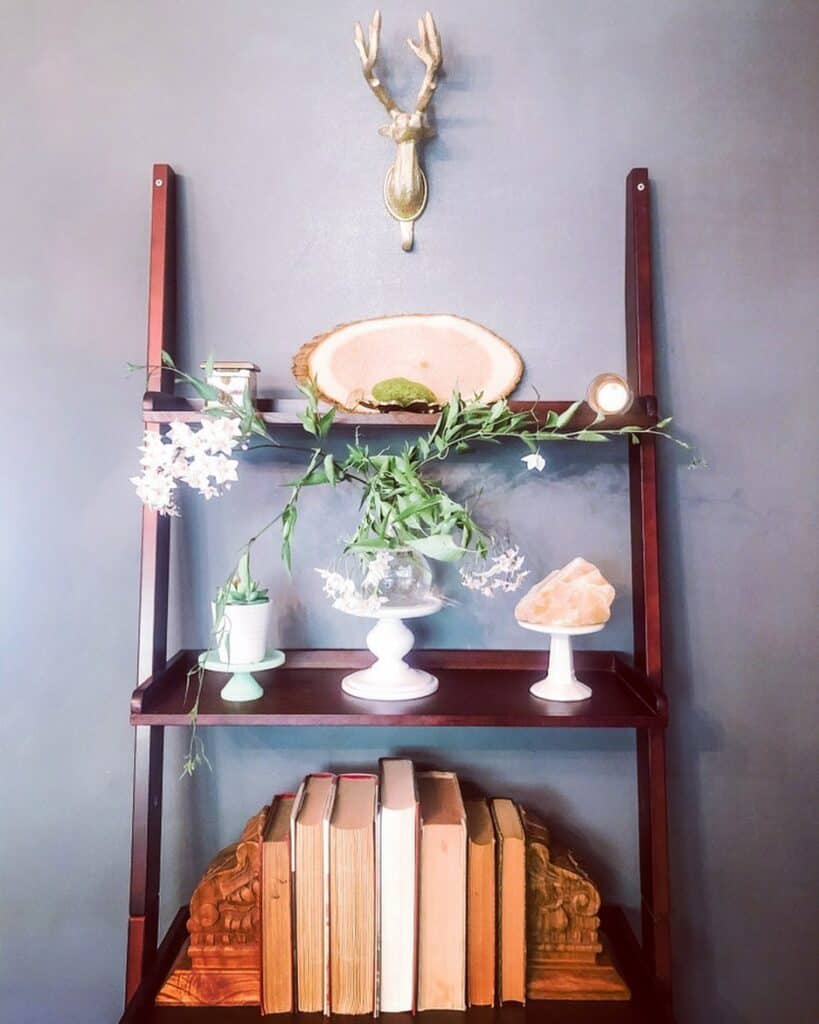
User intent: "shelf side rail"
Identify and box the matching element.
[625,167,672,1010]
[126,165,176,1004]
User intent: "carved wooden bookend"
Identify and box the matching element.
[157,807,268,1006]
[522,807,630,1001]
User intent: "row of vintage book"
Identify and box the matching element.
[259,760,527,1016]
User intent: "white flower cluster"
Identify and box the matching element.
[131,418,244,516]
[315,568,387,616]
[460,545,529,598]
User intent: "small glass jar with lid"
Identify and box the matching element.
[200,361,260,407]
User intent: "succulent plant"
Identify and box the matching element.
[223,550,269,604]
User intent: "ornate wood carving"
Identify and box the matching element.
[158,807,268,1004]
[522,807,629,1001]
[187,806,267,970]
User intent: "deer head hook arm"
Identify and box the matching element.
[408,12,442,115]
[354,10,443,251]
[354,11,399,117]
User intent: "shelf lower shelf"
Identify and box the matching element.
[120,906,672,1024]
[131,650,666,728]
[142,392,658,430]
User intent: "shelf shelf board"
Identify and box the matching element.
[131,649,666,728]
[143,392,658,430]
[120,905,673,1024]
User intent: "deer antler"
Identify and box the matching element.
[407,11,442,115]
[354,10,399,116]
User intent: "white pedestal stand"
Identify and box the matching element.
[199,649,285,702]
[341,598,442,701]
[518,622,604,702]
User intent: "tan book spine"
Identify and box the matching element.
[260,794,296,1015]
[491,798,526,1006]
[417,771,467,1012]
[322,778,337,1018]
[373,779,381,1018]
[465,799,496,1007]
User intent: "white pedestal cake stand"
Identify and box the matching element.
[341,598,443,701]
[198,649,285,702]
[518,622,604,702]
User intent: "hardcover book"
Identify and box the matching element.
[416,770,467,1011]
[465,797,496,1006]
[328,774,378,1016]
[378,758,419,1013]
[292,773,336,1013]
[490,798,527,1005]
[260,793,296,1015]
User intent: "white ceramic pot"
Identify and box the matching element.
[214,599,271,665]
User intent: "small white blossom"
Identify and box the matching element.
[199,416,243,455]
[167,421,198,451]
[460,545,529,598]
[522,451,546,472]
[130,471,179,516]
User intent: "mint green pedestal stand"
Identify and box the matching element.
[198,650,286,702]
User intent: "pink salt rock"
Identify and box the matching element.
[515,557,615,627]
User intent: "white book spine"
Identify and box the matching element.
[378,806,417,1012]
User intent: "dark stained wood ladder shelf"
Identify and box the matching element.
[122,165,675,1023]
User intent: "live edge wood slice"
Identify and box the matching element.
[130,649,667,729]
[292,314,524,411]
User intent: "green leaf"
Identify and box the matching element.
[187,377,222,402]
[324,454,337,486]
[655,416,673,429]
[161,351,176,368]
[576,430,610,442]
[556,400,583,429]
[318,408,335,438]
[346,538,392,552]
[630,434,641,445]
[286,467,328,487]
[203,354,214,380]
[408,533,465,562]
[298,409,318,436]
[544,410,559,428]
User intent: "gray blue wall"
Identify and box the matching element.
[2,2,817,1022]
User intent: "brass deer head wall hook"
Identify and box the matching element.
[354,9,443,251]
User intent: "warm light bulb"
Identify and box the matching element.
[586,373,633,415]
